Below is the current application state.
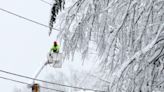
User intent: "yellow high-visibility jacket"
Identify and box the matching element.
[50,45,60,53]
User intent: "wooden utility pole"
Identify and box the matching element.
[32,83,40,92]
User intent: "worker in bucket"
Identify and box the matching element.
[50,41,60,53]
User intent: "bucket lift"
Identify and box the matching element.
[29,53,63,92]
[47,52,63,68]
[28,42,63,92]
[32,52,63,82]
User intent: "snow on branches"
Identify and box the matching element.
[50,0,164,91]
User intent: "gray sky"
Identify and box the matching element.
[0,0,96,92]
[0,0,57,91]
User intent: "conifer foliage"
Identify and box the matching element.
[49,0,65,35]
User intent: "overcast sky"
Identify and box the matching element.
[0,0,54,91]
[0,0,96,92]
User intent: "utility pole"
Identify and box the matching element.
[32,83,40,92]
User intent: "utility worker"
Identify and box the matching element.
[50,41,60,53]
[47,41,62,67]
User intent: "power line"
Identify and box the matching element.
[0,76,64,92]
[0,76,29,85]
[0,8,60,31]
[40,0,53,6]
[0,69,106,92]
[88,73,110,84]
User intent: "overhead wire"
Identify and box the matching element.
[0,76,64,92]
[88,73,111,84]
[0,8,60,31]
[40,0,53,6]
[0,69,106,92]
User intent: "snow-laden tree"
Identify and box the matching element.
[42,72,69,92]
[50,0,164,92]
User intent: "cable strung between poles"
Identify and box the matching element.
[0,76,64,92]
[0,69,106,92]
[40,0,53,5]
[0,8,60,31]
